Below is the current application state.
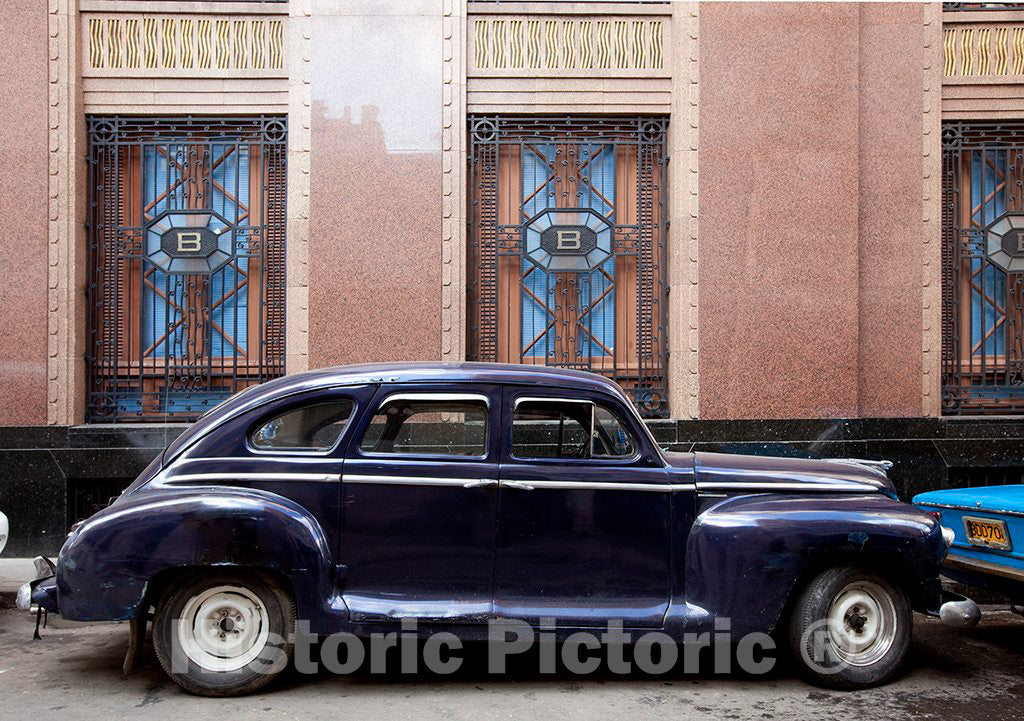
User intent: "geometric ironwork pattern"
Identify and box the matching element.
[530,208,611,272]
[86,116,287,422]
[468,116,669,417]
[984,213,1024,274]
[148,209,235,275]
[941,121,1024,414]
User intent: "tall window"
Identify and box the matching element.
[468,116,668,417]
[86,116,287,422]
[942,121,1024,414]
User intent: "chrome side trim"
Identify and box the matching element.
[343,474,495,488]
[165,472,339,484]
[376,392,491,408]
[501,479,691,492]
[462,479,500,489]
[696,481,878,492]
[827,458,893,472]
[514,395,594,407]
[342,475,695,493]
[176,456,341,465]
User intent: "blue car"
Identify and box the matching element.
[18,363,975,695]
[914,486,1024,606]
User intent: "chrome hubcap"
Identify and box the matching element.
[177,584,268,673]
[825,580,898,667]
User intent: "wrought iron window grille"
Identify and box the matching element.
[86,115,287,422]
[467,115,669,417]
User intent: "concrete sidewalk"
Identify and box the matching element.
[0,558,36,595]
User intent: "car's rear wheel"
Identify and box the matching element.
[152,571,295,696]
[788,566,911,689]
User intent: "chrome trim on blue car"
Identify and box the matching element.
[946,553,1024,583]
[917,500,1024,519]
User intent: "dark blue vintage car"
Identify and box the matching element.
[19,363,975,695]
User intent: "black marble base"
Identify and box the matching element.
[0,425,186,556]
[0,418,1021,556]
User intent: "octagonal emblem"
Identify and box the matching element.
[523,208,613,272]
[985,212,1024,273]
[145,210,235,275]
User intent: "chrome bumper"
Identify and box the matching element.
[15,556,59,612]
[15,581,32,610]
[938,590,981,628]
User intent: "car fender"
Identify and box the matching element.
[684,492,945,635]
[56,486,336,626]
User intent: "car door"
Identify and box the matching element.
[494,388,674,628]
[337,385,500,623]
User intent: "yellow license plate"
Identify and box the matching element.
[963,516,1012,550]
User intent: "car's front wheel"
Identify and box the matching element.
[788,566,911,689]
[152,571,295,696]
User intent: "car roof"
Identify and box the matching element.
[162,363,629,463]
[246,361,625,398]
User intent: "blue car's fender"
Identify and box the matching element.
[55,486,338,628]
[683,492,946,635]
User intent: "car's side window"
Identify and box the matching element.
[250,400,355,452]
[358,396,488,457]
[593,404,637,458]
[511,399,637,460]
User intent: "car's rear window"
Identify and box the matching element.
[250,401,355,452]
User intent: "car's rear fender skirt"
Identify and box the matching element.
[683,492,946,636]
[55,487,338,627]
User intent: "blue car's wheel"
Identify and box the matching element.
[788,566,911,689]
[153,571,295,696]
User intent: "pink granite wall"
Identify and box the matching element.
[857,3,926,417]
[0,1,49,425]
[308,2,443,368]
[698,2,925,419]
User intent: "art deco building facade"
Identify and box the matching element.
[0,0,1022,554]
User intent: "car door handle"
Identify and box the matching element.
[502,480,535,491]
[462,479,498,489]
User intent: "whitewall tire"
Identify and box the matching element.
[153,572,295,696]
[788,566,911,689]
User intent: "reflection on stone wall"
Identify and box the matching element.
[309,5,443,368]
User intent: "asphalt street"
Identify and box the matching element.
[0,605,1022,721]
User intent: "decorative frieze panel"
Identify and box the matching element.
[941,10,1024,119]
[471,15,664,72]
[466,3,673,113]
[78,5,288,113]
[943,23,1024,76]
[83,12,285,76]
